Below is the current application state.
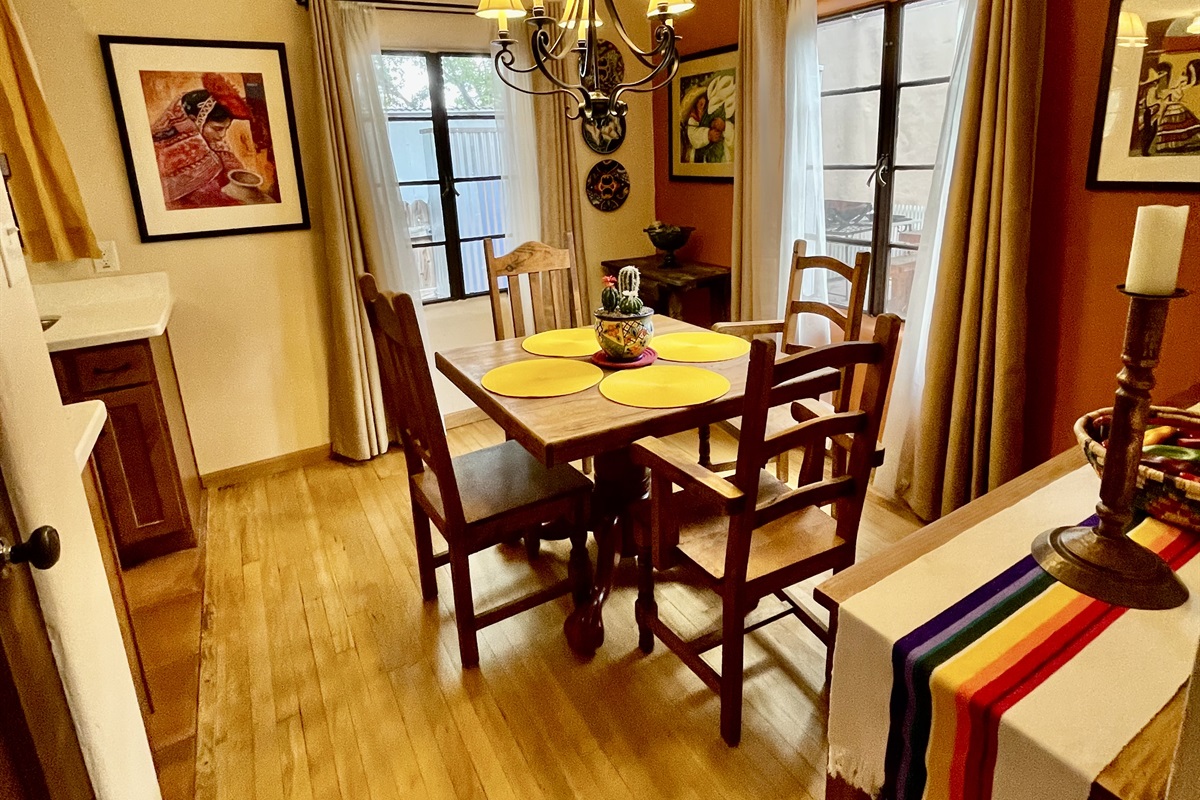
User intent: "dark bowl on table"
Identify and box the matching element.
[644,225,695,266]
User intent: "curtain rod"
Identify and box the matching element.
[295,0,479,12]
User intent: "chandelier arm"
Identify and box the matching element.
[610,51,678,110]
[599,0,673,69]
[493,49,583,104]
[527,15,577,61]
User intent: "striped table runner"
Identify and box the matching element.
[828,466,1200,800]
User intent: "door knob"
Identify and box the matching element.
[1,526,61,570]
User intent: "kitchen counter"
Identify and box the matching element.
[63,399,106,473]
[34,273,172,352]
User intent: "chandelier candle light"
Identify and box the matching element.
[476,0,694,121]
[1033,205,1192,609]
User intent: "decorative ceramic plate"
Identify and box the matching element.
[582,113,626,155]
[586,159,630,212]
[580,39,624,97]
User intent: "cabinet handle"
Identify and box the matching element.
[93,362,132,375]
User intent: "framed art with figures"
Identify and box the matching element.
[99,36,310,242]
[668,45,737,182]
[1088,0,1200,190]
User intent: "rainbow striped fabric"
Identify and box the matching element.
[827,466,1200,800]
[881,517,1200,800]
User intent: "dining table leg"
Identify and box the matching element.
[563,446,649,655]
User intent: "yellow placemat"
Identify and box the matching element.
[599,365,730,409]
[522,327,598,358]
[651,332,751,363]
[481,359,603,398]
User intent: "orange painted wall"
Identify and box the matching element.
[1024,0,1200,466]
[652,0,741,266]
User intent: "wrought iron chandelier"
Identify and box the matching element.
[475,0,695,120]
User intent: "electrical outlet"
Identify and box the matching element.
[93,240,120,273]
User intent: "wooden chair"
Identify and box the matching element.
[485,235,585,340]
[486,235,593,479]
[704,240,871,480]
[359,274,593,668]
[631,314,901,745]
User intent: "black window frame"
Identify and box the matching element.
[819,0,955,317]
[383,50,507,304]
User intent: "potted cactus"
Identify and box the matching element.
[594,265,655,361]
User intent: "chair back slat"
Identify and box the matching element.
[484,235,584,340]
[725,315,902,581]
[788,300,848,333]
[358,274,465,529]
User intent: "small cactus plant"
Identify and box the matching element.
[616,265,643,313]
[594,265,654,360]
[600,275,621,312]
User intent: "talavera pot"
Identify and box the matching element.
[594,308,654,361]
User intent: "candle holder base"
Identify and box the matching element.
[1032,525,1188,610]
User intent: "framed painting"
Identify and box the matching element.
[1087,0,1200,190]
[668,45,737,182]
[99,36,310,242]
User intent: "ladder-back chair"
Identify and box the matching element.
[485,235,585,340]
[359,274,592,668]
[632,314,901,745]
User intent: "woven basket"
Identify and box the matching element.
[1076,406,1200,532]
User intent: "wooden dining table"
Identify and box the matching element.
[816,383,1200,800]
[436,314,839,654]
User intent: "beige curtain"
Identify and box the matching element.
[0,0,97,262]
[905,0,1046,520]
[311,0,427,460]
[730,2,787,322]
[532,9,591,316]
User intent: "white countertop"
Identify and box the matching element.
[63,400,107,473]
[34,273,173,352]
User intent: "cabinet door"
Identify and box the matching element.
[90,384,190,562]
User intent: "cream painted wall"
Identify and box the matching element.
[377,4,657,415]
[16,0,331,476]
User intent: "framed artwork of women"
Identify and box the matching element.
[99,36,310,242]
[1088,0,1200,190]
[668,46,737,182]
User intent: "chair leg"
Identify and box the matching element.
[719,597,745,746]
[412,505,438,601]
[582,456,593,475]
[568,523,592,608]
[776,449,790,482]
[524,530,541,561]
[635,542,656,654]
[448,544,480,668]
[698,424,712,469]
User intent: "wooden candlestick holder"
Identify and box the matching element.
[1032,285,1190,610]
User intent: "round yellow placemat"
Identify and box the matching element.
[651,332,751,363]
[599,365,730,409]
[481,359,603,398]
[522,327,599,358]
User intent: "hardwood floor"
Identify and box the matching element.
[194,421,921,800]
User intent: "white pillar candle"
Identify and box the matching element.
[1125,205,1190,295]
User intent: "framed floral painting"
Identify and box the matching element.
[1088,0,1200,190]
[668,45,737,182]
[99,36,310,242]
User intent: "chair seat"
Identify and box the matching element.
[674,470,845,585]
[413,440,591,527]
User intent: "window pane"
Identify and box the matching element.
[822,91,881,165]
[901,0,961,83]
[817,9,884,92]
[414,244,451,301]
[884,246,920,317]
[441,55,496,112]
[454,179,506,240]
[448,118,502,179]
[890,169,934,241]
[823,242,870,309]
[399,184,446,245]
[379,54,431,112]
[388,119,438,182]
[459,238,502,296]
[823,169,875,241]
[896,84,948,166]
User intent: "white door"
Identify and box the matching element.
[0,196,160,798]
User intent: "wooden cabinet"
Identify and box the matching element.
[52,336,198,565]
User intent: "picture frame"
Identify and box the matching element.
[1087,0,1200,191]
[668,45,738,182]
[99,35,310,242]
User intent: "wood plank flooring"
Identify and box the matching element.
[195,422,921,800]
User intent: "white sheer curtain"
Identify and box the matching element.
[732,0,828,344]
[874,0,976,498]
[312,0,428,460]
[492,55,542,250]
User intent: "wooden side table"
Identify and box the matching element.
[601,256,732,328]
